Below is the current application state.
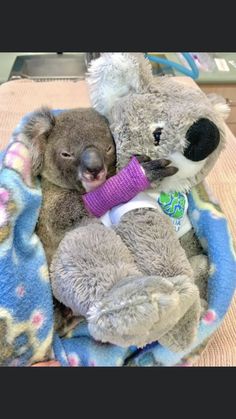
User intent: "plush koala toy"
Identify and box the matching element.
[50,53,229,351]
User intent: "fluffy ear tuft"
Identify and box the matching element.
[23,107,55,139]
[22,107,55,176]
[86,53,153,117]
[207,93,231,121]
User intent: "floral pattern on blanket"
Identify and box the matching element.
[0,111,235,367]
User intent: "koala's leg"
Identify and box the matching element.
[50,221,142,317]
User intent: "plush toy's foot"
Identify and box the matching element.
[152,256,206,352]
[189,254,209,301]
[87,274,199,348]
[139,274,201,351]
[158,298,201,352]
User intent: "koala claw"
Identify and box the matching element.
[133,154,152,163]
[141,159,178,182]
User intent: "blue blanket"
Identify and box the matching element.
[0,111,235,366]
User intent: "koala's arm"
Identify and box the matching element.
[83,156,177,217]
[83,156,149,217]
[37,186,90,263]
[49,190,89,234]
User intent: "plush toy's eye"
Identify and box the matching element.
[153,127,163,146]
[60,151,74,159]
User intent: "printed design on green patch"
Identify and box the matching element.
[158,192,186,220]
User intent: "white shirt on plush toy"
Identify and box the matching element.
[100,190,192,238]
[99,151,205,238]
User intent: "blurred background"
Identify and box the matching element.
[0,52,236,135]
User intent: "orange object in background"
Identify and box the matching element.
[32,360,61,367]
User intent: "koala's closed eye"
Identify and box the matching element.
[106,145,114,154]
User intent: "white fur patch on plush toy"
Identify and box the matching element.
[207,93,231,120]
[86,53,153,116]
[160,152,207,193]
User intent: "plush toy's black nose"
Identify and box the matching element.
[184,118,220,162]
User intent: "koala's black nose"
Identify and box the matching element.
[80,147,105,179]
[184,118,220,161]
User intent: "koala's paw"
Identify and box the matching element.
[141,159,178,182]
[133,154,151,163]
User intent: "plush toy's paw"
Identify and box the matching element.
[87,275,179,348]
[87,274,198,348]
[139,275,201,352]
[189,254,209,300]
[158,298,201,352]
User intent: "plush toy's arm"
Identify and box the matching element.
[82,156,177,217]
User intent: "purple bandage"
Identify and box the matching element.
[82,156,150,217]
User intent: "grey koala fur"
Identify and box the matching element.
[50,54,229,351]
[21,107,117,265]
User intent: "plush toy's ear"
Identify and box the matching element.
[22,107,55,176]
[207,93,231,121]
[86,53,153,117]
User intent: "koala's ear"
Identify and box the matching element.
[207,93,231,121]
[22,107,55,176]
[86,53,153,117]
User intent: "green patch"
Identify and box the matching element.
[158,192,186,219]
